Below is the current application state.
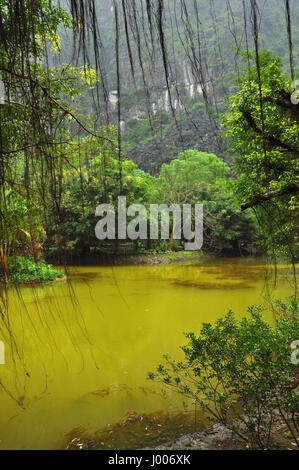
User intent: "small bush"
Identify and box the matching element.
[149,301,299,449]
[7,256,63,284]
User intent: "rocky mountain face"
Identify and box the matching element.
[126,112,226,175]
[57,0,299,173]
[107,60,224,173]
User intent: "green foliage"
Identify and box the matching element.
[223,51,299,260]
[45,131,155,257]
[1,185,46,260]
[7,256,63,284]
[122,111,171,153]
[157,150,259,254]
[42,146,259,257]
[0,0,109,268]
[149,300,299,449]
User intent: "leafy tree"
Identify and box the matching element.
[0,0,114,277]
[223,51,299,261]
[157,150,258,254]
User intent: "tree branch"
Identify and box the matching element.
[0,65,115,147]
[241,183,299,211]
[243,110,298,154]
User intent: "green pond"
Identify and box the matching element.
[0,257,295,449]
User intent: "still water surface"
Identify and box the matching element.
[0,257,295,449]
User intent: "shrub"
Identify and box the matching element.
[6,256,63,284]
[149,301,299,449]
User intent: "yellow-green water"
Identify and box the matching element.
[0,257,295,449]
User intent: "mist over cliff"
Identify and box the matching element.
[54,0,299,173]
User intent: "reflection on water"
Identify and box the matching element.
[0,257,295,449]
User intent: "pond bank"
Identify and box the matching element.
[145,423,247,450]
[146,412,299,450]
[107,251,203,266]
[19,274,67,288]
[52,251,209,267]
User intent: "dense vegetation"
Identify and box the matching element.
[7,256,63,284]
[223,51,299,262]
[0,0,298,452]
[0,0,298,282]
